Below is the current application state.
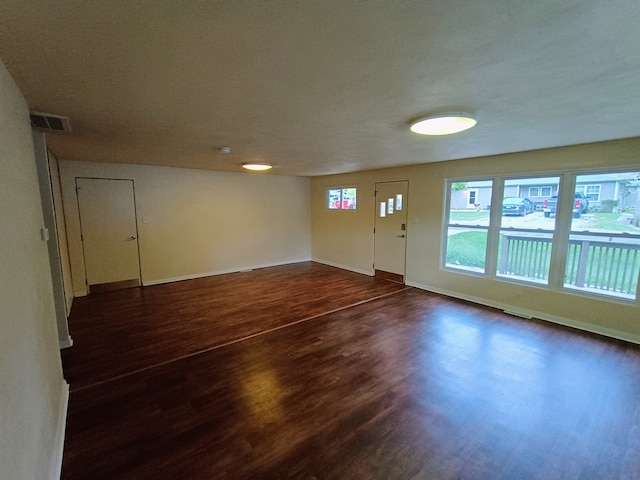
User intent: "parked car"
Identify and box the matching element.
[502,197,535,216]
[543,192,589,218]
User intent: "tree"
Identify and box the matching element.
[451,182,468,210]
[625,174,640,227]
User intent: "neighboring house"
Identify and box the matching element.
[504,177,559,210]
[450,180,492,210]
[575,173,640,211]
[454,173,639,211]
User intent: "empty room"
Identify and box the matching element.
[1,2,640,479]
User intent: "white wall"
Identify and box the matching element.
[48,151,74,317]
[33,133,73,348]
[312,138,640,343]
[0,61,68,479]
[59,160,311,295]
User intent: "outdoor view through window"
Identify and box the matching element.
[444,170,640,301]
[565,173,640,299]
[445,180,492,273]
[327,188,357,210]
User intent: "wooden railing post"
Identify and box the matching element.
[499,234,510,274]
[575,240,590,288]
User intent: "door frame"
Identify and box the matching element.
[75,177,142,293]
[373,180,409,283]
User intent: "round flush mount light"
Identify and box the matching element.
[242,163,272,172]
[410,112,477,135]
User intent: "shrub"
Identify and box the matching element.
[600,199,619,213]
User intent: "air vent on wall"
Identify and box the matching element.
[29,111,72,132]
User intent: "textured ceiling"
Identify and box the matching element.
[1,1,639,176]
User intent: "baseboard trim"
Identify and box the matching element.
[406,280,640,345]
[59,336,73,350]
[311,258,373,277]
[52,380,69,479]
[73,290,87,298]
[142,258,312,287]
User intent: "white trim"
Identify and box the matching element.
[406,280,640,345]
[142,258,312,286]
[73,290,87,298]
[59,336,73,350]
[51,381,70,480]
[311,258,374,277]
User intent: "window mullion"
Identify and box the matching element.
[485,177,504,278]
[548,173,575,290]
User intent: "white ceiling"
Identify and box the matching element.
[1,1,639,177]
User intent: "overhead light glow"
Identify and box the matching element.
[410,113,477,135]
[242,163,272,171]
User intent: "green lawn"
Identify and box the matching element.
[584,213,640,233]
[445,230,487,269]
[449,211,490,222]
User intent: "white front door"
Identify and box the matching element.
[76,178,141,292]
[374,181,408,283]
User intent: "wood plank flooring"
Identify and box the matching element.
[62,262,407,391]
[61,262,640,479]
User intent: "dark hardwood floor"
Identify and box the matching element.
[62,262,640,479]
[62,262,407,391]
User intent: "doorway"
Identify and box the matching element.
[374,181,408,283]
[76,178,141,293]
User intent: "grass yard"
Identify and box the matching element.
[445,230,487,270]
[584,213,640,233]
[449,211,490,222]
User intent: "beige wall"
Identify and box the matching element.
[312,138,640,342]
[59,160,311,295]
[0,61,67,478]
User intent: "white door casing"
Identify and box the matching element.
[76,178,141,289]
[374,181,408,279]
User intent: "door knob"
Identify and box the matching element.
[396,234,406,238]
[128,236,136,240]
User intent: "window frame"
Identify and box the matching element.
[579,184,601,201]
[441,177,496,276]
[528,185,554,197]
[441,169,640,305]
[326,186,357,211]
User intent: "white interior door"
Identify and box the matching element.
[374,181,408,282]
[76,178,141,291]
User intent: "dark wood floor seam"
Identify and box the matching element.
[69,286,413,393]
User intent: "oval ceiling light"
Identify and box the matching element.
[410,112,477,135]
[242,162,272,172]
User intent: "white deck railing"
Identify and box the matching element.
[499,233,640,297]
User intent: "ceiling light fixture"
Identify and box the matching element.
[410,112,477,135]
[242,163,272,172]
